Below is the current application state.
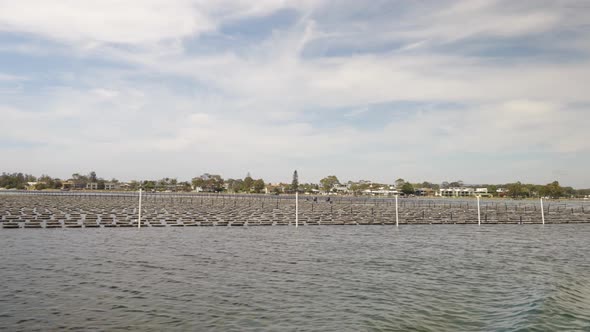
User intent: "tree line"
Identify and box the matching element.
[1,170,589,198]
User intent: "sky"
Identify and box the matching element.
[1,0,589,187]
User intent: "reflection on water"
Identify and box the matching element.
[1,225,589,331]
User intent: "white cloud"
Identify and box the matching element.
[0,73,27,81]
[0,0,319,47]
[0,1,207,44]
[1,1,590,186]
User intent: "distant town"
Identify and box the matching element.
[1,171,589,199]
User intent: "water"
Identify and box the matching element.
[1,226,589,331]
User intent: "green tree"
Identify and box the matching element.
[142,180,156,191]
[449,180,464,187]
[401,182,415,195]
[395,178,405,188]
[128,181,140,191]
[320,175,340,192]
[540,181,563,198]
[291,170,299,192]
[192,174,225,192]
[253,179,265,193]
[421,181,435,189]
[506,182,528,198]
[350,182,371,194]
[243,176,254,192]
[178,181,192,192]
[0,172,35,189]
[486,184,498,196]
[225,179,244,193]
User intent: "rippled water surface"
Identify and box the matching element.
[1,225,590,331]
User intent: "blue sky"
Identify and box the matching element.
[1,0,590,187]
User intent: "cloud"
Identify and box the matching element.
[0,0,318,47]
[0,1,589,186]
[0,73,27,81]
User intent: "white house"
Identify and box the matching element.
[439,187,475,197]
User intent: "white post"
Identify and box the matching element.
[295,191,299,228]
[540,198,545,225]
[138,188,142,229]
[395,195,399,227]
[477,196,481,226]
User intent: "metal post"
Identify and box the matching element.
[395,195,399,227]
[295,191,299,227]
[138,188,142,229]
[477,196,481,226]
[540,198,545,225]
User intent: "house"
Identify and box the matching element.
[415,188,435,196]
[119,182,132,191]
[86,182,98,190]
[60,179,85,190]
[265,183,291,194]
[439,187,475,197]
[496,188,508,197]
[104,182,120,190]
[363,186,400,196]
[475,188,493,197]
[333,184,350,194]
[61,180,75,190]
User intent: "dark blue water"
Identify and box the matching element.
[1,226,589,331]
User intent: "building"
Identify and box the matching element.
[86,182,98,190]
[363,187,399,196]
[104,182,120,190]
[415,188,435,196]
[332,184,350,194]
[439,187,475,197]
[61,180,74,190]
[475,188,493,197]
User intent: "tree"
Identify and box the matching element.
[401,182,415,195]
[540,181,563,198]
[350,182,371,194]
[89,171,97,183]
[563,186,575,197]
[142,180,156,191]
[178,181,192,192]
[192,174,225,192]
[225,179,244,193]
[449,180,464,188]
[320,175,340,192]
[72,173,89,188]
[421,181,434,189]
[128,181,140,191]
[486,184,498,196]
[243,175,254,192]
[253,179,265,193]
[506,182,527,198]
[291,170,299,192]
[395,178,405,188]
